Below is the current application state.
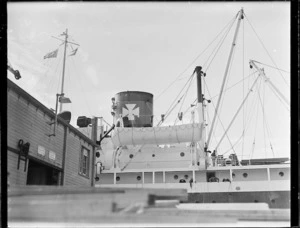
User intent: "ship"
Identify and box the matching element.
[91,8,290,208]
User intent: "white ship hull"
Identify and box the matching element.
[96,163,290,208]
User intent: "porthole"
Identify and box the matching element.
[116,176,120,181]
[243,173,248,178]
[174,175,178,180]
[129,154,133,159]
[152,154,155,157]
[95,152,100,158]
[137,176,141,181]
[279,172,284,177]
[271,199,276,204]
[180,152,185,157]
[95,177,99,181]
[184,174,189,179]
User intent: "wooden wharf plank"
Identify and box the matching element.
[8,186,289,226]
[144,208,290,222]
[8,186,188,222]
[8,186,125,197]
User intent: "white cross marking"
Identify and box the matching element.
[122,104,140,120]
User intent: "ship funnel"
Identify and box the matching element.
[113,91,153,128]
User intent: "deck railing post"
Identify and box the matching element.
[142,172,145,184]
[267,168,270,181]
[230,169,233,182]
[152,172,155,184]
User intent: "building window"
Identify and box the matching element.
[79,146,90,178]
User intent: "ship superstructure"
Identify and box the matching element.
[93,8,290,208]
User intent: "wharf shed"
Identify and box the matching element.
[7,78,97,187]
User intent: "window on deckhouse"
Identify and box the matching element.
[79,146,90,178]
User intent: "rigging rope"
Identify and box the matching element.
[202,78,236,155]
[251,60,290,74]
[265,82,290,112]
[205,103,218,146]
[120,144,146,171]
[70,57,93,116]
[158,73,194,126]
[250,77,263,158]
[256,80,276,158]
[244,13,289,88]
[174,75,196,124]
[242,16,245,160]
[203,17,236,72]
[154,14,238,102]
[213,42,238,140]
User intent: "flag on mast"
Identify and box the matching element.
[69,48,78,56]
[44,49,58,59]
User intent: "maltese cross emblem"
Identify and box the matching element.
[122,104,140,120]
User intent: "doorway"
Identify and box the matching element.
[26,159,60,185]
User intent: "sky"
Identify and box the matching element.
[7,2,290,160]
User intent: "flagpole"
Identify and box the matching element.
[59,28,68,113]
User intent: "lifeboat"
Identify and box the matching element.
[111,123,203,146]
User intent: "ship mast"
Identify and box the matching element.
[194,66,207,168]
[206,8,244,151]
